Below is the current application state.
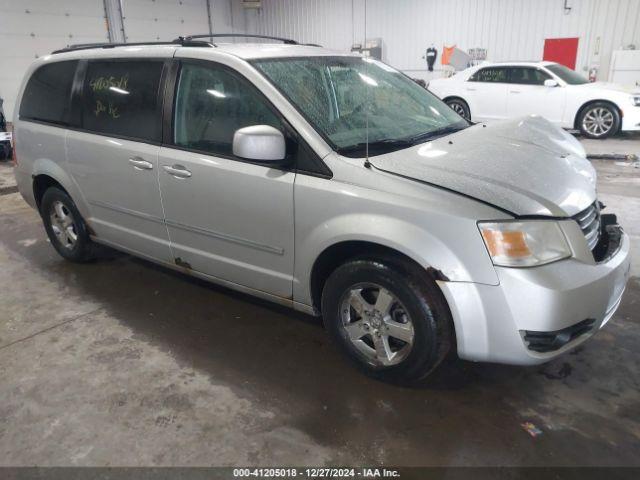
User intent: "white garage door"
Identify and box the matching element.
[0,0,108,121]
[121,0,210,43]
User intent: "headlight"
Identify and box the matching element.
[631,95,640,107]
[478,221,571,267]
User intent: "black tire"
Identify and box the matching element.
[445,98,471,121]
[40,187,95,262]
[321,257,453,386]
[0,143,10,161]
[578,101,620,139]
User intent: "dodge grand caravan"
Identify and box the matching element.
[13,35,631,384]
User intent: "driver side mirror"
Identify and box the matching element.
[544,79,559,87]
[232,125,286,163]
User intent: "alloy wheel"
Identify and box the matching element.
[49,200,78,250]
[582,107,614,137]
[449,102,469,120]
[339,283,415,366]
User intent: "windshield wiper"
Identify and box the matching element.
[336,137,414,156]
[336,123,469,157]
[404,124,468,144]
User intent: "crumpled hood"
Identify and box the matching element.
[369,116,597,217]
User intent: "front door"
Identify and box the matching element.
[158,60,295,298]
[506,67,566,124]
[465,66,510,122]
[66,59,172,262]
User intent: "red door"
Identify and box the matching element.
[543,37,579,70]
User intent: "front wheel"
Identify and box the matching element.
[321,258,453,385]
[578,102,620,139]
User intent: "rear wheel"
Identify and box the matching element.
[445,98,470,121]
[41,187,95,262]
[578,102,620,139]
[321,258,453,385]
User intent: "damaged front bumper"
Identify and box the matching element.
[438,219,631,365]
[621,105,640,132]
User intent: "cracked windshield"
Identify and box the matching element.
[254,56,468,157]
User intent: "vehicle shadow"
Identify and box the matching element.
[46,245,521,394]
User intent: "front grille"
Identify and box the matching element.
[572,201,601,251]
[523,319,596,353]
[592,215,622,262]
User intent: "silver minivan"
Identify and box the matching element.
[13,36,631,384]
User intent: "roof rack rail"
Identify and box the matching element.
[51,33,314,55]
[176,33,299,45]
[51,39,213,55]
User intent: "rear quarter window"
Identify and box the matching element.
[81,60,163,142]
[19,60,78,125]
[469,67,509,83]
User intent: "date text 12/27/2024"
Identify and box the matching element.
[232,468,401,478]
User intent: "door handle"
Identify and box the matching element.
[509,90,521,94]
[466,87,477,91]
[129,157,153,170]
[163,164,192,179]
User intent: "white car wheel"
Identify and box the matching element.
[579,102,620,139]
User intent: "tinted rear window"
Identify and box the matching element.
[81,60,163,142]
[20,61,78,125]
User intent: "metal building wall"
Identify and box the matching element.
[119,0,244,44]
[209,0,246,35]
[243,0,640,81]
[121,0,211,43]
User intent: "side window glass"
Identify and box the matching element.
[509,68,525,84]
[81,60,163,141]
[470,67,508,83]
[510,68,550,85]
[19,61,78,125]
[173,62,282,157]
[532,69,551,85]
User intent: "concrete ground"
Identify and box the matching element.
[0,134,639,467]
[578,131,640,159]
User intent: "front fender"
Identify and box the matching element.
[293,210,500,307]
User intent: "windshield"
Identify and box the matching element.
[546,63,589,85]
[253,56,467,157]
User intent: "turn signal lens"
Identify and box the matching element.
[479,221,572,267]
[481,229,531,259]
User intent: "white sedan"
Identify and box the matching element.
[428,61,640,139]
